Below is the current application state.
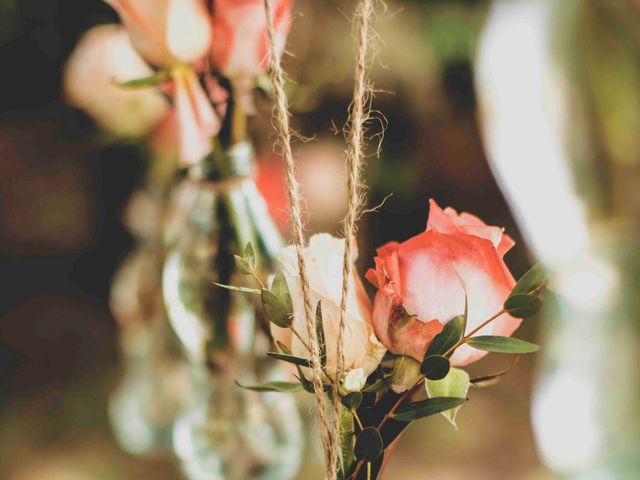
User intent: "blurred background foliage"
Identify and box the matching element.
[2,0,636,478]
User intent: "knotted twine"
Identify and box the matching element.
[263,0,374,478]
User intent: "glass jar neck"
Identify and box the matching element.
[188,141,255,183]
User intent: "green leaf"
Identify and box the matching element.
[470,356,520,388]
[115,70,170,89]
[425,315,465,357]
[261,289,292,328]
[511,264,546,296]
[426,368,470,428]
[243,243,256,271]
[339,408,356,474]
[341,391,363,410]
[504,294,542,318]
[234,255,254,275]
[388,355,421,394]
[266,352,311,367]
[213,282,261,295]
[294,374,315,393]
[354,427,383,462]
[276,341,291,354]
[316,301,327,367]
[392,397,467,422]
[275,341,315,392]
[271,272,293,314]
[466,336,540,354]
[421,355,450,380]
[236,380,302,393]
[362,378,388,394]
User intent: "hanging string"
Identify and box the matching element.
[264,0,376,477]
[262,1,337,478]
[334,0,374,461]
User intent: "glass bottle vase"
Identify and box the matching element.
[162,140,304,479]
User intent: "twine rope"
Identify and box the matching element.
[263,1,337,478]
[333,0,373,460]
[264,0,375,478]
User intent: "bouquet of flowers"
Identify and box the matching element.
[65,1,547,478]
[221,199,546,479]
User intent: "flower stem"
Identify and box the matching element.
[289,326,313,354]
[443,308,506,358]
[288,326,334,385]
[250,271,266,290]
[465,309,506,339]
[352,409,364,430]
[351,378,424,479]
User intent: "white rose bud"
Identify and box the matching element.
[271,234,386,380]
[340,368,367,394]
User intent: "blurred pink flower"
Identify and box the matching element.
[64,24,168,139]
[171,68,222,166]
[210,0,293,79]
[105,0,213,68]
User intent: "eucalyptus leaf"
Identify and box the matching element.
[341,391,363,410]
[261,289,292,328]
[116,70,169,88]
[236,380,302,393]
[354,427,383,462]
[426,368,470,428]
[511,264,546,296]
[243,243,256,271]
[504,294,542,318]
[271,272,293,314]
[392,397,466,423]
[388,355,422,394]
[294,374,315,393]
[213,282,261,294]
[267,352,311,367]
[425,315,465,357]
[466,336,540,354]
[234,255,254,275]
[420,355,450,380]
[470,356,520,388]
[362,378,388,394]
[316,301,327,367]
[276,343,315,392]
[470,375,502,389]
[340,408,356,474]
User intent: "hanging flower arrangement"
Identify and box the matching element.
[65,0,547,479]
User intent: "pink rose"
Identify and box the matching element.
[171,68,222,166]
[210,0,293,79]
[366,199,520,366]
[106,0,212,68]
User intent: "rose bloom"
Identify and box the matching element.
[211,0,293,79]
[105,0,212,68]
[170,68,222,166]
[64,24,168,139]
[366,199,519,366]
[271,234,386,379]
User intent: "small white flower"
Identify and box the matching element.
[341,368,367,394]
